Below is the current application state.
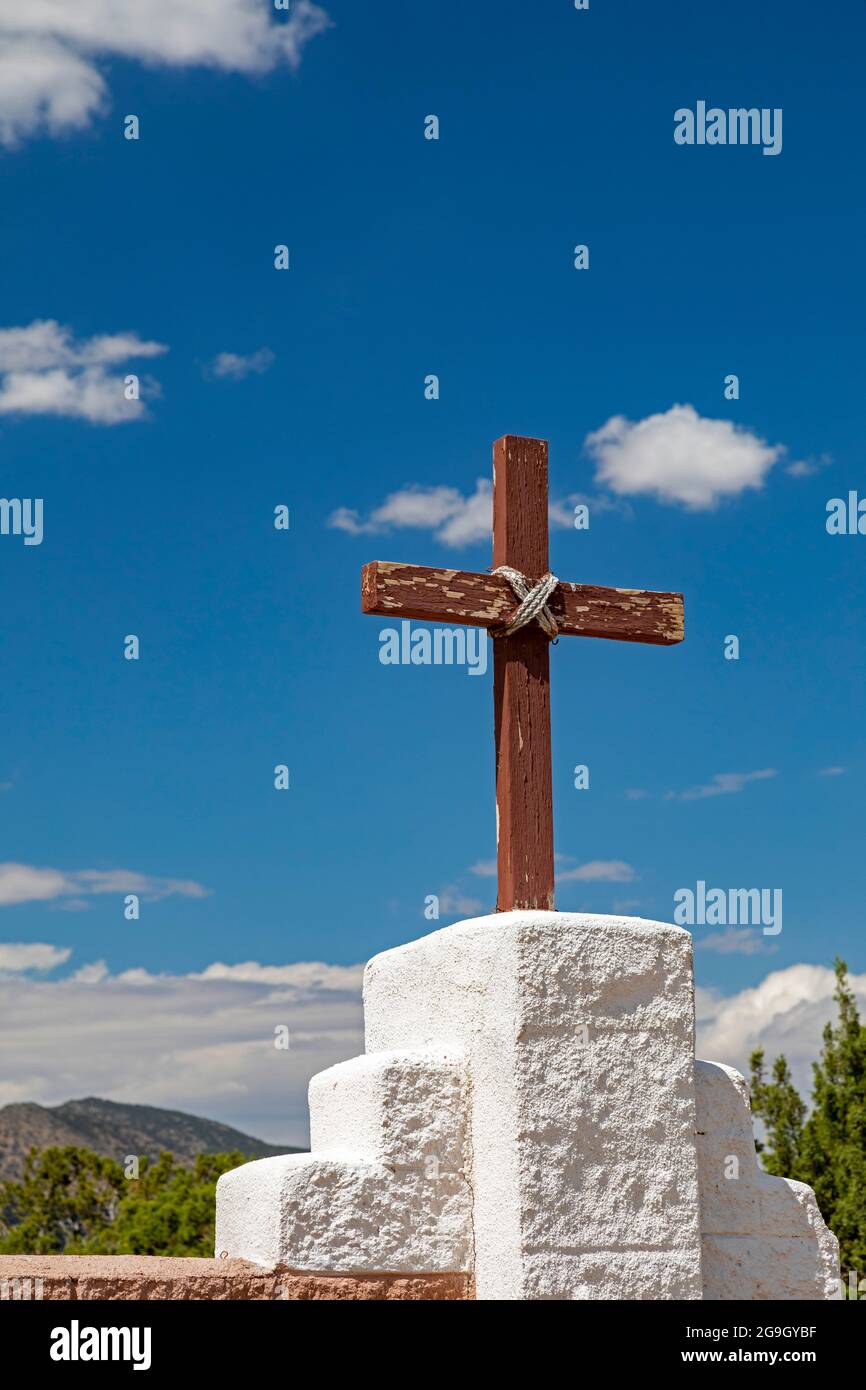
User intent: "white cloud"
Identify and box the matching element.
[0,1,330,145]
[436,886,486,917]
[329,479,577,549]
[585,404,785,509]
[0,865,69,906]
[786,453,832,479]
[469,859,497,878]
[4,942,859,1147]
[0,37,106,145]
[0,863,207,908]
[208,348,274,381]
[673,769,778,802]
[329,480,490,546]
[696,962,866,1101]
[74,869,208,900]
[0,321,165,372]
[694,927,778,957]
[557,860,636,883]
[818,766,846,778]
[0,942,71,973]
[0,948,363,1145]
[548,492,632,528]
[194,960,362,990]
[0,320,167,423]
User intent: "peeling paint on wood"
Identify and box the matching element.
[359,434,685,917]
[492,436,555,913]
[362,561,684,646]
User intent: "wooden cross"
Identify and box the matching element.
[361,435,684,912]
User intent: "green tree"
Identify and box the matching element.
[800,960,866,1279]
[79,1151,245,1256]
[748,1050,806,1175]
[0,1146,124,1253]
[0,1147,247,1256]
[749,958,866,1284]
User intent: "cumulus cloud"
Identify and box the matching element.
[0,863,207,908]
[0,947,363,1144]
[329,479,577,549]
[671,769,778,802]
[585,404,786,509]
[329,480,491,546]
[208,348,274,380]
[696,962,866,1101]
[0,0,330,145]
[0,36,106,145]
[0,320,167,423]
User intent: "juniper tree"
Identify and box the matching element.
[800,959,866,1279]
[748,1049,805,1176]
[0,1146,247,1256]
[749,958,866,1282]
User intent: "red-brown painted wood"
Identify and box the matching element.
[359,434,685,919]
[361,563,683,645]
[491,436,555,912]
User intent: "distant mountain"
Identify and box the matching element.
[0,1097,300,1182]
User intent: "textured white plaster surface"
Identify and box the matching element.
[216,911,840,1301]
[309,1049,468,1174]
[695,1060,840,1300]
[365,911,703,1300]
[215,1050,472,1273]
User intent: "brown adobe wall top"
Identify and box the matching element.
[0,1255,473,1301]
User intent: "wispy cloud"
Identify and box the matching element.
[329,479,581,549]
[694,927,779,957]
[669,769,777,802]
[585,404,787,509]
[0,942,71,973]
[469,859,497,878]
[547,492,633,527]
[0,863,207,908]
[817,765,846,778]
[786,453,832,479]
[0,0,331,146]
[207,348,274,381]
[0,320,167,423]
[194,960,362,989]
[435,885,486,917]
[556,860,636,883]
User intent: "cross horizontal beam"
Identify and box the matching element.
[362,561,684,646]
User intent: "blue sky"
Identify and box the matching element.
[0,0,863,1141]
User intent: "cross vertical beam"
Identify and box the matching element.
[360,433,684,920]
[492,435,555,912]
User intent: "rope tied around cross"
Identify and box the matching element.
[489,566,560,642]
